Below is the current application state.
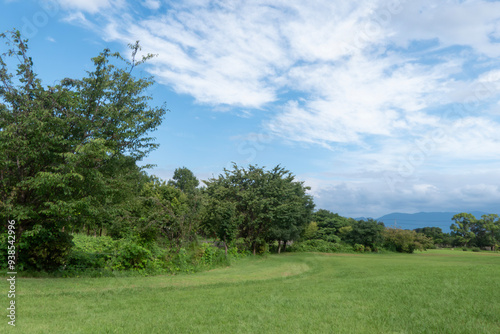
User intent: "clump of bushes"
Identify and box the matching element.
[60,234,237,276]
[289,239,354,253]
[353,244,365,252]
[383,228,433,253]
[0,225,74,272]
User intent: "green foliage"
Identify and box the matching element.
[312,209,352,236]
[302,221,319,240]
[471,214,500,250]
[202,164,314,255]
[353,243,365,252]
[289,239,353,253]
[343,219,385,249]
[450,213,477,247]
[67,234,167,273]
[168,167,200,195]
[414,227,452,247]
[111,177,202,248]
[64,235,240,276]
[0,30,166,271]
[198,242,231,267]
[17,225,74,271]
[383,228,433,253]
[0,227,75,271]
[202,197,239,254]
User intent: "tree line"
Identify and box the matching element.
[300,210,500,254]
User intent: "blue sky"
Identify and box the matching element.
[2,0,500,218]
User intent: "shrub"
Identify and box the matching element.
[16,226,74,271]
[67,234,167,273]
[472,247,481,252]
[354,244,365,252]
[289,239,342,253]
[112,238,153,270]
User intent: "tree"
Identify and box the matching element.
[0,30,166,270]
[383,228,433,253]
[265,167,314,253]
[202,197,239,256]
[168,167,199,195]
[472,214,500,250]
[302,222,319,240]
[202,164,314,255]
[138,178,199,247]
[450,213,476,247]
[311,209,352,242]
[343,219,385,250]
[414,227,452,246]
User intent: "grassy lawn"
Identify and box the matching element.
[1,249,499,333]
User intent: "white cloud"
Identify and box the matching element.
[50,0,116,14]
[142,0,160,10]
[390,0,500,57]
[55,0,500,216]
[266,52,456,147]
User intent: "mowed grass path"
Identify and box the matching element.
[2,250,499,333]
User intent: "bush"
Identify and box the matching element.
[472,247,481,252]
[66,234,168,273]
[289,239,344,253]
[354,244,365,252]
[22,233,240,276]
[112,238,153,270]
[16,226,74,271]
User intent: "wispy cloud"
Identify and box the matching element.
[52,0,500,216]
[50,0,125,14]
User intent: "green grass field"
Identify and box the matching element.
[2,249,499,333]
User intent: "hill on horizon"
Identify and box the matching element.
[374,211,490,232]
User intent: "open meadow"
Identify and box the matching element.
[2,249,499,333]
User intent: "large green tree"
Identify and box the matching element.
[202,164,314,254]
[472,214,499,250]
[0,30,166,270]
[310,209,353,242]
[343,218,385,250]
[450,213,476,247]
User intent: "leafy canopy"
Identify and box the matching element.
[0,30,166,270]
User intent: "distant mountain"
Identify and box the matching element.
[375,211,490,232]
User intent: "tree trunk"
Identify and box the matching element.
[253,242,256,255]
[278,240,282,254]
[283,241,287,252]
